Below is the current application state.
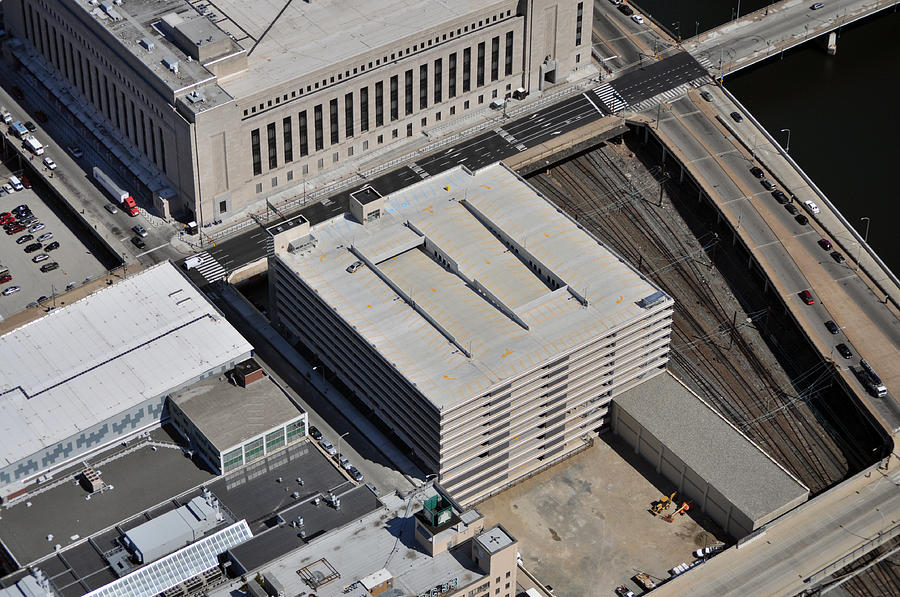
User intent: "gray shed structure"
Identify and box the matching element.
[611,372,809,538]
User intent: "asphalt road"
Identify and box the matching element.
[202,92,606,279]
[607,52,709,106]
[686,0,882,76]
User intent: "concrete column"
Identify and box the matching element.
[679,164,685,183]
[826,32,837,55]
[749,254,754,269]
[644,126,649,145]
[661,145,666,163]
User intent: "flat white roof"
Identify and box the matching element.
[0,262,252,470]
[276,163,669,411]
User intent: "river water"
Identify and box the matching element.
[634,2,900,275]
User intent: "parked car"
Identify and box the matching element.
[760,179,776,191]
[2,286,21,296]
[729,111,743,123]
[44,241,60,251]
[133,224,148,238]
[15,234,33,245]
[617,3,633,15]
[811,3,825,9]
[40,262,59,273]
[831,251,846,264]
[32,253,49,263]
[319,438,336,456]
[0,213,14,225]
[337,455,352,471]
[772,190,788,204]
[795,214,809,226]
[0,274,12,284]
[2,184,13,194]
[24,242,42,253]
[615,586,635,597]
[28,222,45,233]
[308,426,323,441]
[37,232,53,242]
[784,204,799,215]
[694,545,724,558]
[700,90,714,102]
[631,14,644,24]
[348,466,364,482]
[836,343,853,359]
[5,224,25,235]
[824,320,840,334]
[803,200,821,215]
[24,121,36,132]
[750,166,764,178]
[42,157,56,170]
[131,236,146,249]
[818,239,833,251]
[799,289,815,305]
[104,203,118,214]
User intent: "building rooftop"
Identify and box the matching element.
[275,163,669,411]
[475,526,513,554]
[0,262,252,477]
[210,490,492,597]
[613,372,809,523]
[169,370,304,453]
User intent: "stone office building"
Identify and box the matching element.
[2,0,591,223]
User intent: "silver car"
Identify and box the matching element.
[29,222,45,233]
[318,438,336,456]
[32,253,50,263]
[37,232,53,242]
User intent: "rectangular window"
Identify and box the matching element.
[223,448,243,472]
[299,111,309,156]
[283,117,293,163]
[477,42,485,86]
[266,429,285,452]
[419,64,428,110]
[329,98,339,145]
[267,122,277,169]
[404,69,413,115]
[360,87,369,132]
[390,75,399,121]
[345,92,354,138]
[505,31,514,76]
[449,53,457,98]
[244,437,264,463]
[375,81,384,126]
[491,36,500,81]
[434,58,442,104]
[463,48,471,92]
[251,128,261,176]
[219,200,227,213]
[314,104,324,151]
[575,2,584,46]
[286,420,306,443]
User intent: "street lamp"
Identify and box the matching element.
[337,431,349,459]
[695,21,700,38]
[779,128,791,153]
[672,21,681,41]
[856,216,870,272]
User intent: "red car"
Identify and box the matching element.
[0,274,11,284]
[799,289,814,305]
[5,224,25,235]
[21,177,31,189]
[0,213,14,225]
[817,239,832,251]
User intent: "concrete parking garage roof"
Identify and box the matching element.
[275,163,670,411]
[613,372,809,524]
[0,262,252,473]
[170,373,304,453]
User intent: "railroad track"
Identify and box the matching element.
[527,143,859,492]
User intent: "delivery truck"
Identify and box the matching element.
[93,167,139,216]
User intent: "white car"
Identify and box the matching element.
[1,184,12,195]
[319,438,337,456]
[803,200,821,215]
[694,545,724,558]
[631,14,644,24]
[42,157,56,170]
[2,286,20,296]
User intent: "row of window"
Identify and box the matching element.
[243,9,516,118]
[249,32,515,176]
[24,2,168,175]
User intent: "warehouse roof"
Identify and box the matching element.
[613,372,809,523]
[0,262,253,471]
[170,372,304,452]
[274,163,670,411]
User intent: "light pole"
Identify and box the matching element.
[735,0,742,20]
[856,216,870,272]
[337,431,349,459]
[779,128,791,153]
[672,21,681,41]
[695,21,700,38]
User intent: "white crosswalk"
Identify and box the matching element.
[628,76,710,113]
[494,127,527,151]
[696,55,715,72]
[593,83,629,113]
[409,162,430,179]
[190,251,227,283]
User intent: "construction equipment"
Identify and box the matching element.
[650,491,677,516]
[663,501,691,523]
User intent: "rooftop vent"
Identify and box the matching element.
[162,56,179,74]
[185,90,205,104]
[139,38,155,51]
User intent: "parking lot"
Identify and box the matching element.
[0,166,107,319]
[475,434,729,596]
